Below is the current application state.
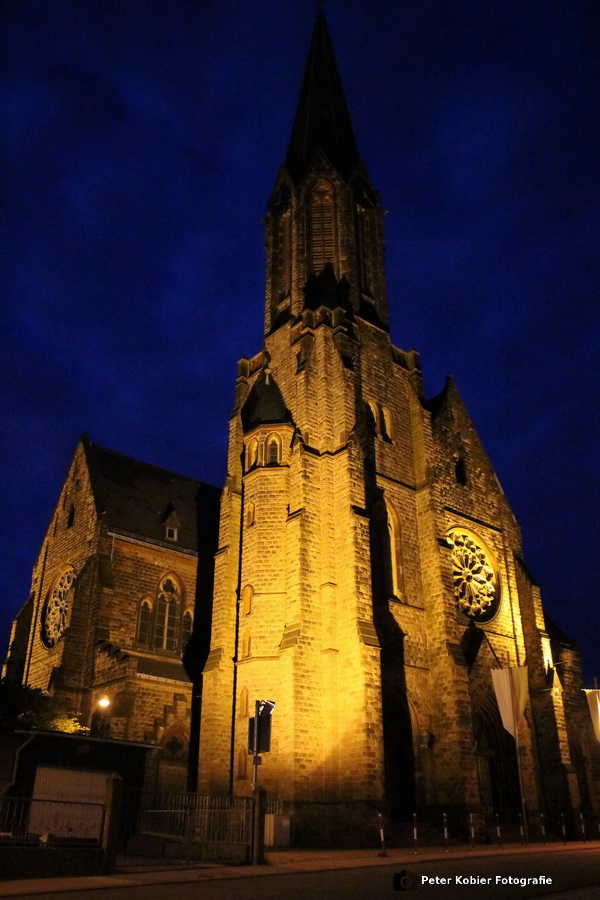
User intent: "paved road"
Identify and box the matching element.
[12,847,600,900]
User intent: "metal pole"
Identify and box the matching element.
[511,674,529,844]
[251,700,260,792]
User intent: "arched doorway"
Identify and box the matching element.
[474,700,520,822]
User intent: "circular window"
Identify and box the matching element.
[41,567,76,648]
[447,530,499,623]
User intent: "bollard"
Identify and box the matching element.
[540,812,546,845]
[413,812,418,854]
[519,812,525,845]
[580,812,586,843]
[469,812,475,848]
[495,813,501,847]
[377,811,387,857]
[443,812,449,852]
[561,813,567,844]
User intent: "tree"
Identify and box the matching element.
[0,679,82,733]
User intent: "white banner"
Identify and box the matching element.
[492,666,529,739]
[583,689,600,742]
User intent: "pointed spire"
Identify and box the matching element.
[285,9,359,184]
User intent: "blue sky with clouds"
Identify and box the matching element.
[1,0,599,682]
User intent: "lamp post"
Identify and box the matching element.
[91,695,111,738]
[248,700,275,865]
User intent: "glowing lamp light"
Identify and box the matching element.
[98,696,111,708]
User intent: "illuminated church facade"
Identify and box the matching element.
[198,11,598,834]
[5,10,598,835]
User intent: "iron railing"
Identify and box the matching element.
[0,795,105,846]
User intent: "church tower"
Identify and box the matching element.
[199,10,598,839]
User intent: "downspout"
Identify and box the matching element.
[3,732,36,797]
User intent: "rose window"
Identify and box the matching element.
[41,568,76,648]
[447,531,499,622]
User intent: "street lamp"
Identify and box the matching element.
[91,695,111,737]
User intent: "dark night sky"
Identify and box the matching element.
[1,1,599,683]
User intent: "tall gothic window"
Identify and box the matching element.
[356,208,376,297]
[385,501,405,599]
[155,577,179,651]
[310,181,335,273]
[278,211,292,299]
[137,599,153,646]
[354,177,378,298]
[267,436,280,465]
[270,183,292,302]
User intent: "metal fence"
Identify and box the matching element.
[135,791,253,862]
[0,795,105,846]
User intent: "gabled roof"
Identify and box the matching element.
[240,370,293,433]
[82,435,220,553]
[285,9,359,184]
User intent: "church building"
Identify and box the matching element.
[5,434,220,792]
[198,10,599,838]
[5,9,598,836]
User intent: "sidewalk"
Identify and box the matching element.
[0,841,599,897]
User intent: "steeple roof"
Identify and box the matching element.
[241,369,293,432]
[285,9,359,184]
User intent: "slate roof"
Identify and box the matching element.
[285,9,360,184]
[82,435,220,553]
[240,370,293,432]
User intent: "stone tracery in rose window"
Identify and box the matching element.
[41,567,76,648]
[447,530,499,623]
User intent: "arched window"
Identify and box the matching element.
[381,407,393,442]
[454,452,467,485]
[241,631,251,659]
[67,503,75,528]
[237,747,248,779]
[155,577,180,651]
[385,501,405,599]
[247,439,258,469]
[239,686,249,717]
[242,585,253,616]
[138,599,153,646]
[267,439,279,465]
[182,609,193,648]
[310,180,336,274]
[366,400,379,437]
[246,502,256,527]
